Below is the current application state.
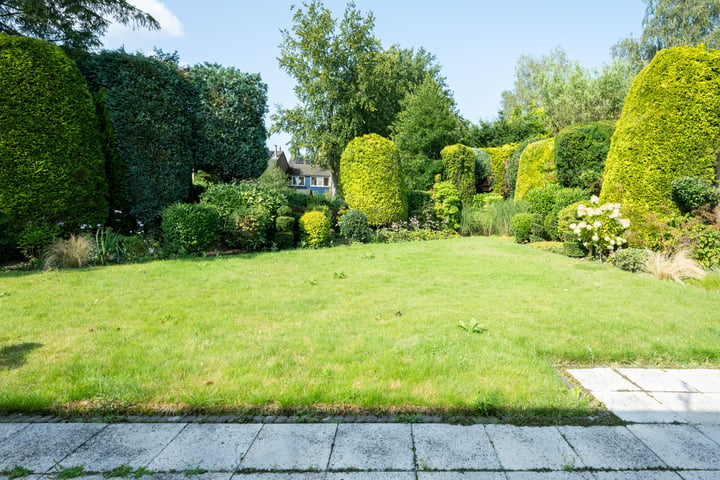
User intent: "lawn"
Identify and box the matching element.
[1,237,718,420]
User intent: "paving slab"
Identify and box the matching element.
[558,426,665,469]
[628,424,720,470]
[148,423,262,471]
[138,475,233,480]
[505,473,594,480]
[60,423,185,471]
[0,423,106,472]
[417,473,507,480]
[566,368,640,392]
[325,473,416,480]
[484,425,579,471]
[695,424,720,445]
[230,475,324,480]
[240,424,335,471]
[328,423,413,471]
[0,423,28,442]
[592,472,683,479]
[412,424,500,471]
[590,391,683,423]
[678,472,720,480]
[665,369,720,393]
[650,392,720,424]
[618,369,698,392]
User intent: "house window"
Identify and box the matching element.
[291,176,305,187]
[311,176,329,187]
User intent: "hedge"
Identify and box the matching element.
[554,121,614,193]
[514,138,557,200]
[441,144,476,205]
[0,35,108,234]
[508,136,546,197]
[483,143,518,198]
[340,134,407,226]
[600,46,720,237]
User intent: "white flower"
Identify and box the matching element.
[604,236,610,242]
[592,235,599,241]
[590,195,600,205]
[574,228,581,235]
[578,221,587,229]
[569,223,577,230]
[594,221,602,228]
[610,240,616,246]
[577,205,587,216]
[619,218,630,229]
[586,225,593,230]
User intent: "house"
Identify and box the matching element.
[268,148,333,195]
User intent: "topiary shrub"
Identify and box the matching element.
[671,177,719,213]
[441,144,476,205]
[431,181,462,231]
[299,210,332,248]
[275,215,295,233]
[511,213,535,244]
[483,143,518,198]
[340,134,407,226]
[0,35,108,238]
[612,248,648,272]
[338,209,373,243]
[508,136,546,197]
[600,46,720,240]
[161,203,220,255]
[554,121,614,194]
[514,138,556,200]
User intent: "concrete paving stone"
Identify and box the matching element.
[412,424,500,471]
[592,472,682,480]
[325,473,416,480]
[417,473,507,480]
[558,426,665,469]
[590,392,684,423]
[485,425,579,471]
[567,368,640,392]
[0,423,29,442]
[144,475,233,480]
[628,424,720,470]
[60,423,185,471]
[650,393,720,424]
[695,424,720,445]
[328,424,413,471]
[505,473,594,480]
[677,472,720,480]
[618,369,698,392]
[665,369,720,393]
[148,424,262,471]
[230,475,324,480]
[0,423,106,472]
[240,424,336,471]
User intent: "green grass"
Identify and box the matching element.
[1,237,718,419]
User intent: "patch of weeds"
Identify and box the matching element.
[303,278,318,286]
[394,413,422,423]
[560,451,578,472]
[53,464,86,479]
[183,467,208,476]
[473,390,502,416]
[458,318,487,334]
[332,271,347,279]
[103,465,152,479]
[8,466,33,479]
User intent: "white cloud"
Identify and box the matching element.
[130,0,184,37]
[103,0,184,47]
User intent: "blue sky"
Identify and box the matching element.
[101,1,647,152]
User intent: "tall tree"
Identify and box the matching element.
[0,0,158,50]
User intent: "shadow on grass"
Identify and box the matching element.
[0,342,42,370]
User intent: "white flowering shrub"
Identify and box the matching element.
[569,195,630,258]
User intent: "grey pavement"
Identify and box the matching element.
[0,368,718,479]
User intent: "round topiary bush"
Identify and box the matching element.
[340,134,407,226]
[515,138,556,201]
[554,122,614,193]
[0,35,108,238]
[600,46,720,240]
[299,210,332,248]
[511,213,535,244]
[441,144,476,205]
[161,203,220,255]
[338,209,373,243]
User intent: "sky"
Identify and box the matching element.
[101,1,647,154]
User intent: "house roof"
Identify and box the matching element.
[268,150,331,178]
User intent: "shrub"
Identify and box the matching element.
[161,203,220,255]
[511,213,535,244]
[340,134,407,226]
[563,241,586,258]
[43,235,93,270]
[600,46,720,238]
[473,199,529,237]
[612,248,648,272]
[554,121,614,193]
[17,222,61,260]
[568,196,630,259]
[645,249,706,283]
[472,193,503,209]
[671,177,719,214]
[274,231,296,250]
[0,211,14,261]
[556,202,583,242]
[0,35,108,236]
[431,181,462,231]
[299,210,332,248]
[685,223,720,268]
[514,138,556,200]
[275,216,295,233]
[407,191,433,220]
[121,235,159,263]
[338,209,373,243]
[526,184,563,217]
[441,144,476,205]
[508,136,546,197]
[483,143,518,198]
[473,148,493,193]
[91,226,125,265]
[542,188,590,240]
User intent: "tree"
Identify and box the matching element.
[187,63,269,182]
[0,0,158,50]
[613,0,720,70]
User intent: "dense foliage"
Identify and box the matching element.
[0,35,108,238]
[430,181,462,230]
[483,143,517,198]
[514,138,556,200]
[161,203,220,256]
[340,134,407,226]
[441,144,476,205]
[299,210,332,248]
[507,136,546,197]
[670,177,719,213]
[473,148,493,193]
[554,121,614,194]
[338,208,373,243]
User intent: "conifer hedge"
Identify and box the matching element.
[554,121,614,193]
[0,35,108,234]
[441,144,476,205]
[340,134,407,226]
[483,143,518,198]
[514,138,557,200]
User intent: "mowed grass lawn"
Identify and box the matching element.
[1,237,718,418]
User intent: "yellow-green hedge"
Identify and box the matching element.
[600,46,720,236]
[514,138,556,200]
[441,144,475,205]
[483,143,518,198]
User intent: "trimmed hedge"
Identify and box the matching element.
[514,138,557,200]
[600,46,720,238]
[300,210,332,248]
[340,134,407,226]
[483,143,517,198]
[0,35,108,235]
[161,203,220,255]
[508,136,546,197]
[554,121,614,193]
[441,144,476,205]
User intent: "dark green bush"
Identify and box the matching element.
[275,216,295,233]
[299,210,332,248]
[17,222,61,260]
[511,213,535,244]
[473,148,493,193]
[161,203,220,255]
[563,241,587,258]
[554,121,614,193]
[542,188,589,240]
[0,211,14,261]
[407,190,433,220]
[441,144,476,205]
[338,209,373,243]
[612,248,648,272]
[526,184,563,217]
[671,177,719,213]
[0,35,108,237]
[274,231,296,250]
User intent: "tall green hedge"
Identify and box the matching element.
[441,144,476,205]
[483,143,518,198]
[554,121,614,193]
[0,35,108,234]
[340,134,407,226]
[600,46,720,235]
[80,50,196,225]
[508,136,547,197]
[514,138,556,200]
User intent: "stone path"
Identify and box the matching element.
[0,368,717,479]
